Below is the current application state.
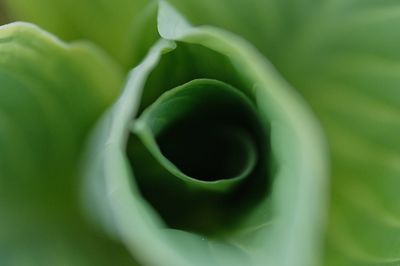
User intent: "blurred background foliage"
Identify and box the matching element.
[1,0,158,69]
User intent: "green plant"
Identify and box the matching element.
[1,1,399,266]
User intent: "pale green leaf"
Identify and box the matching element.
[0,22,136,265]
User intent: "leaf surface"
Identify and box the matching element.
[0,22,136,266]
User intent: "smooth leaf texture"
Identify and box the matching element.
[0,22,136,265]
[85,3,328,266]
[3,0,159,68]
[162,1,400,265]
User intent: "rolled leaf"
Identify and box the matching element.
[129,78,263,234]
[85,3,329,266]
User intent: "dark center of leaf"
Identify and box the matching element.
[127,79,269,235]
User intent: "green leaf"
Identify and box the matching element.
[283,4,400,265]
[163,1,400,265]
[0,22,137,265]
[85,3,329,266]
[3,0,159,68]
